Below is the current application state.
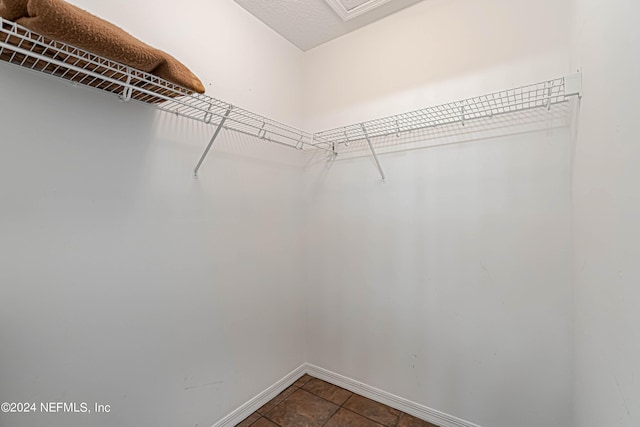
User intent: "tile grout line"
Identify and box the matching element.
[319,384,349,427]
[340,392,403,427]
[259,377,312,427]
[261,376,344,427]
[329,406,389,427]
[245,374,411,427]
[282,376,396,427]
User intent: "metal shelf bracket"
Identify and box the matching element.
[565,71,582,98]
[203,102,214,124]
[361,123,386,182]
[193,106,233,179]
[258,122,267,140]
[119,68,133,102]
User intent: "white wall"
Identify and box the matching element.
[571,0,640,426]
[71,0,304,126]
[304,127,573,427]
[302,0,572,131]
[302,1,574,426]
[0,2,306,427]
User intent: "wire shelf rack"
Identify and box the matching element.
[0,17,328,153]
[0,17,581,179]
[314,77,574,147]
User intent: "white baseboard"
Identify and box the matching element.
[211,362,482,427]
[304,363,482,427]
[211,363,306,427]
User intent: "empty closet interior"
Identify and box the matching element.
[1,1,638,427]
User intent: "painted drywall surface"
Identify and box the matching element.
[0,2,307,426]
[67,0,304,126]
[303,127,573,427]
[302,0,572,131]
[0,65,306,427]
[571,0,640,425]
[301,1,574,426]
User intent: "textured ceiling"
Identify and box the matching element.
[233,0,424,51]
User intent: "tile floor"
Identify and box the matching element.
[236,374,438,427]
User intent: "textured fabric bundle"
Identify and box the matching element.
[0,0,205,93]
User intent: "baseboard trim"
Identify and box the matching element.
[304,364,482,427]
[211,362,482,427]
[211,363,306,427]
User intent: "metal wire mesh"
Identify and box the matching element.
[0,18,188,103]
[314,78,570,146]
[0,18,329,152]
[1,17,578,157]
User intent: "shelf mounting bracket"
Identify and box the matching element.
[203,102,214,124]
[120,67,133,102]
[545,80,553,110]
[258,122,267,139]
[361,124,386,182]
[193,106,233,179]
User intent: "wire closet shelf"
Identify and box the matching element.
[0,17,327,153]
[314,77,572,147]
[0,17,581,177]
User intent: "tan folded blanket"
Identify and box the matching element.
[0,0,205,93]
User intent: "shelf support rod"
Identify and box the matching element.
[361,124,386,182]
[193,106,232,179]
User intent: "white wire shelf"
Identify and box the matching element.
[314,76,579,147]
[0,17,329,153]
[0,17,581,179]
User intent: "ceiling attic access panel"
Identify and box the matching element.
[324,0,396,21]
[232,0,423,51]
